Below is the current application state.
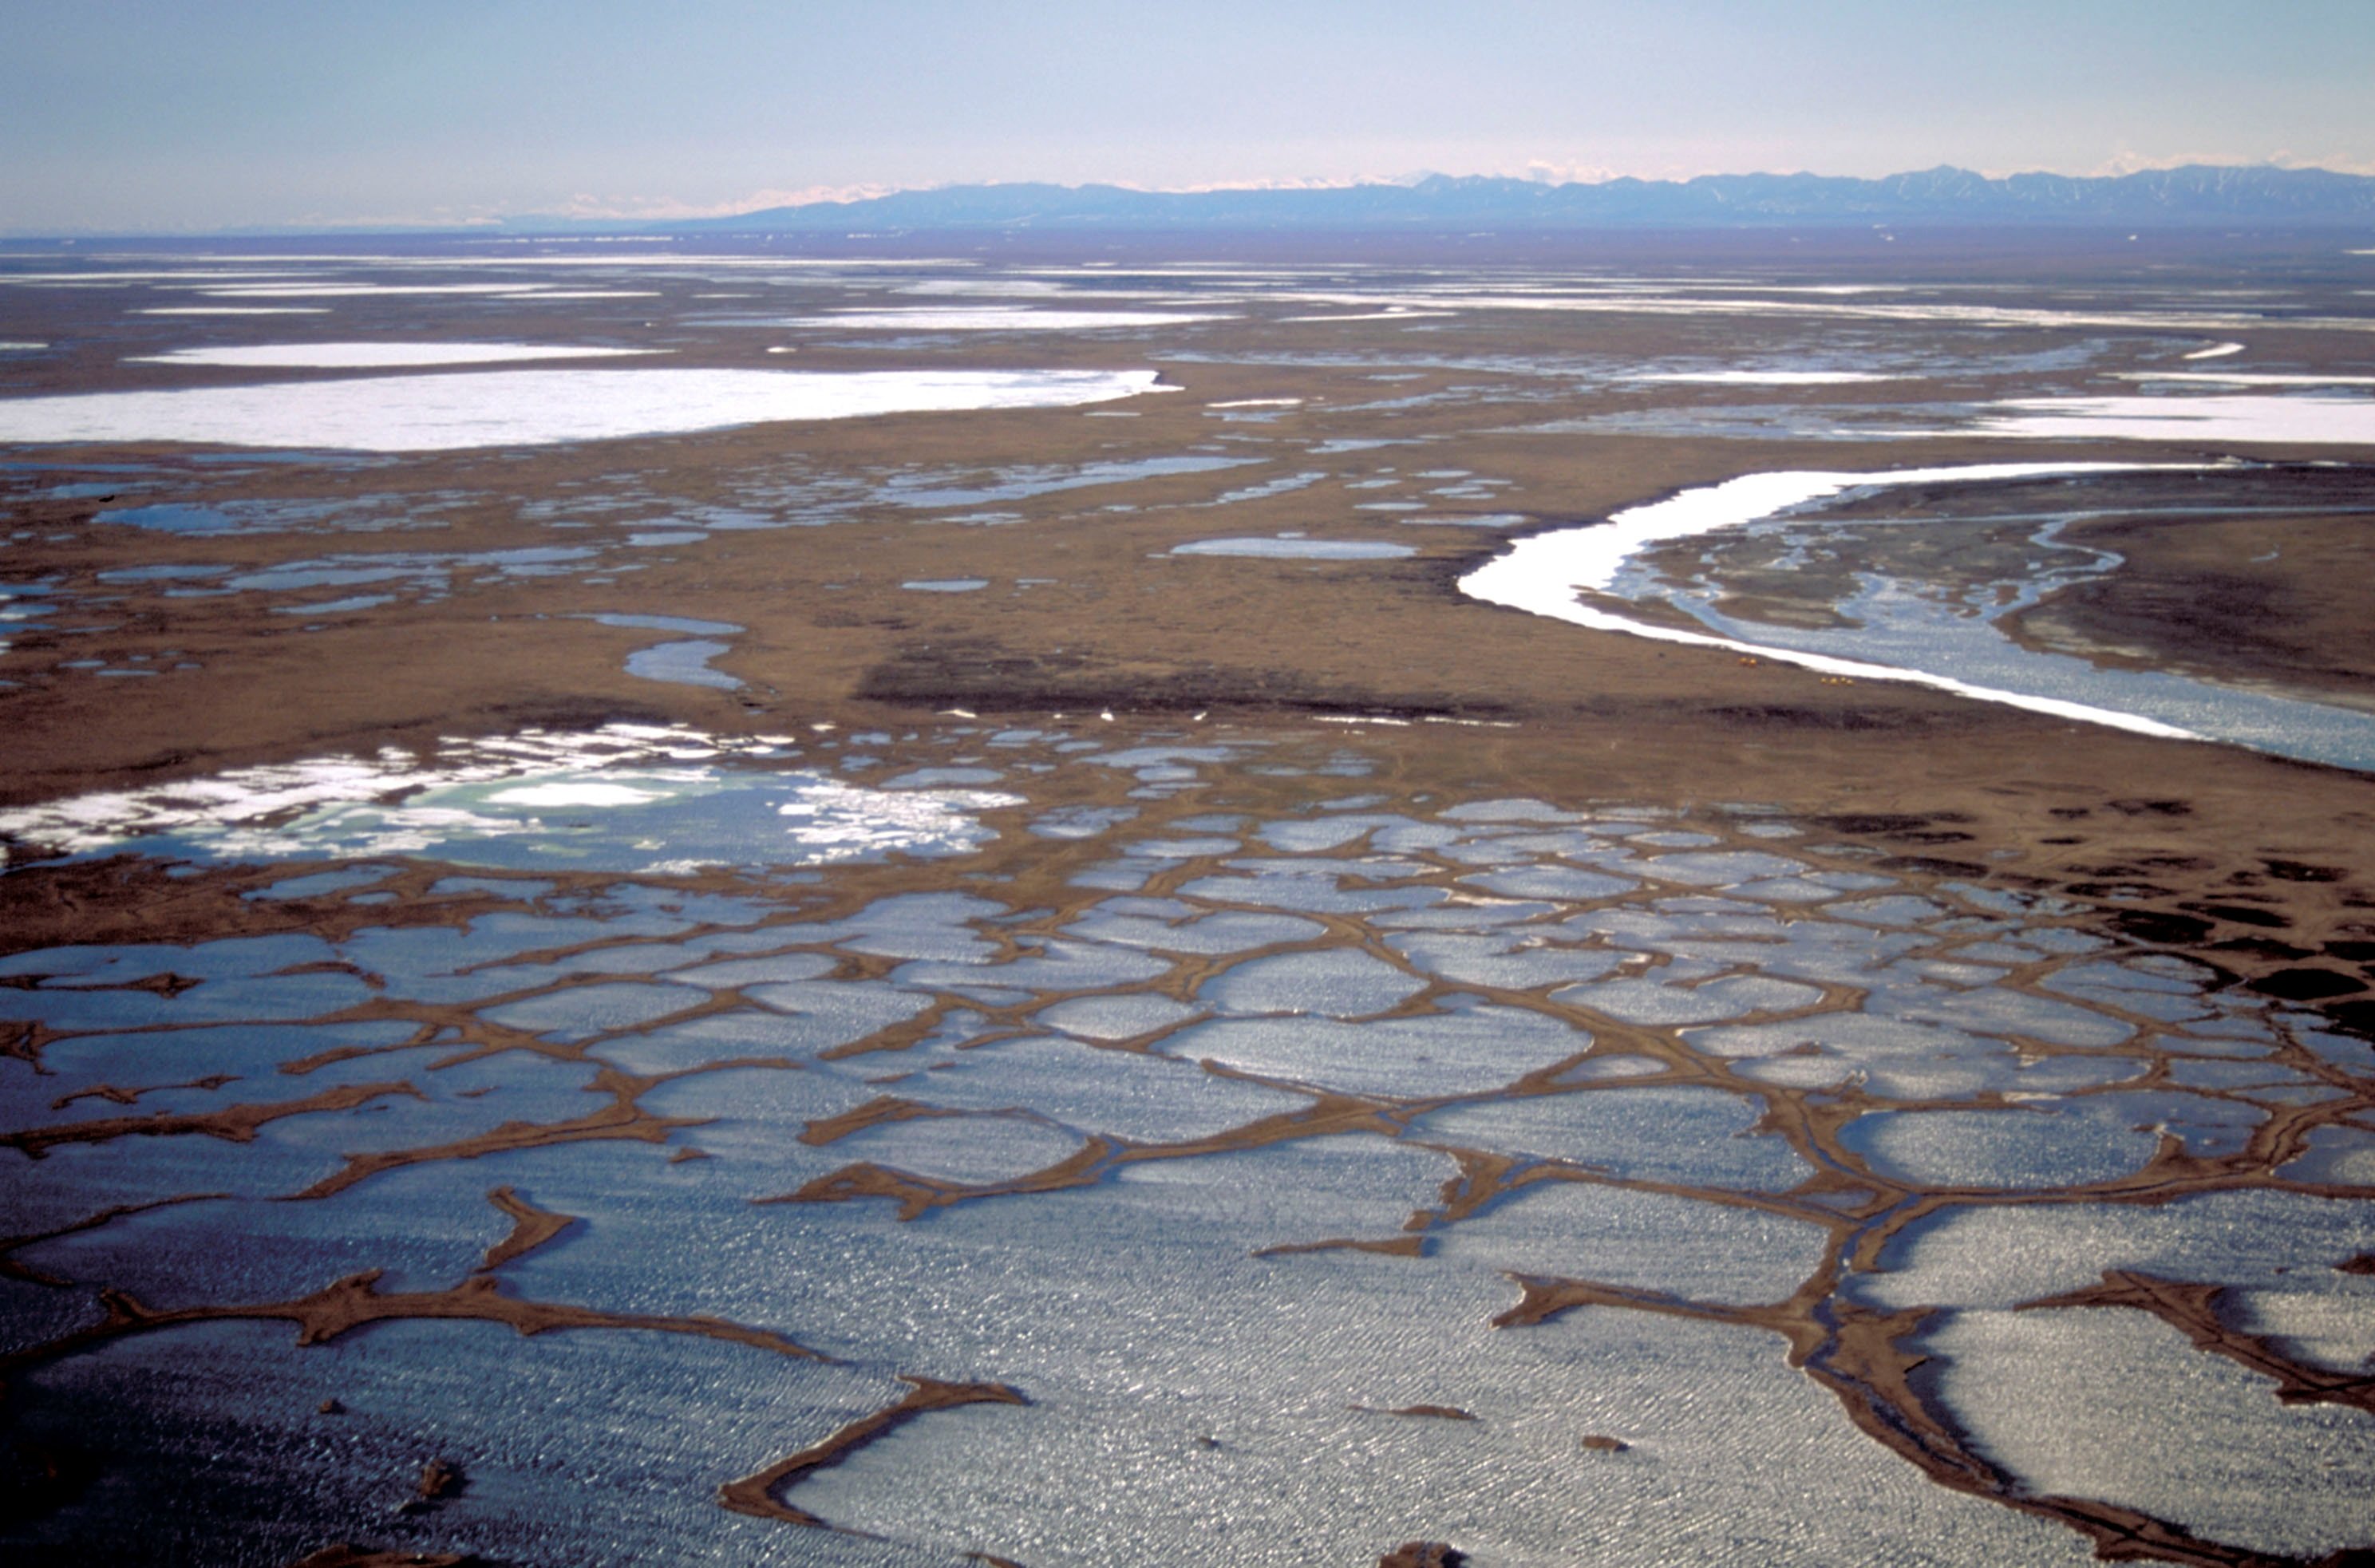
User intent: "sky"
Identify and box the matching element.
[4,0,2374,232]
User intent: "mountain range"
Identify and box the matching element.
[661,165,2375,234]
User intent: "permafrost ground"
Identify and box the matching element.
[0,725,2369,1565]
[1,239,2372,1565]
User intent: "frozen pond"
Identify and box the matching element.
[1464,462,2375,769]
[1172,536,1417,559]
[1974,393,2375,445]
[128,342,659,369]
[786,306,1236,330]
[0,723,1018,871]
[2,725,2364,1565]
[0,368,1172,451]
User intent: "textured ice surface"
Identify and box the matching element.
[893,938,1174,995]
[1856,1191,2375,1311]
[1414,1085,1812,1191]
[1462,865,1638,900]
[830,1113,1087,1185]
[1926,1307,2375,1558]
[1389,931,1626,989]
[1557,971,1822,1025]
[1435,1181,1832,1303]
[2229,1282,2375,1373]
[891,1037,1296,1144]
[1200,949,1428,1017]
[1036,993,1206,1041]
[1175,1007,1590,1099]
[786,1245,2090,1566]
[6,1317,923,1567]
[2,722,2365,1565]
[1064,906,1326,954]
[1839,1103,2164,1190]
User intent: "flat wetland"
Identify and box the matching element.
[0,231,2371,1566]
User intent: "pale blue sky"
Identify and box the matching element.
[5,0,2373,231]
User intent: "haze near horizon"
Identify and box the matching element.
[6,0,2375,233]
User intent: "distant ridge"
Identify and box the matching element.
[664,165,2375,234]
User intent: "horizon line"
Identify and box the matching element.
[9,158,2375,241]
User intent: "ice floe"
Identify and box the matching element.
[1172,536,1417,559]
[1634,370,1900,385]
[189,282,572,298]
[788,306,1235,330]
[0,367,1171,451]
[1275,309,1456,322]
[0,723,1019,870]
[128,342,661,369]
[1973,393,2375,444]
[2112,370,2375,387]
[1274,289,2375,337]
